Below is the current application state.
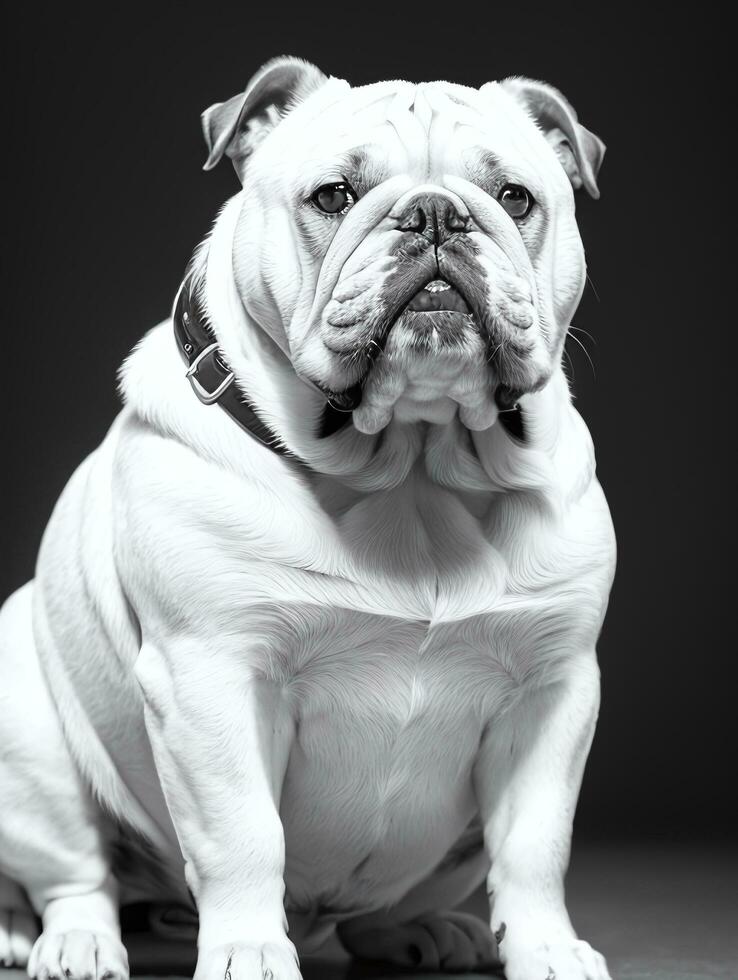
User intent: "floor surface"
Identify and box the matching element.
[2,845,736,980]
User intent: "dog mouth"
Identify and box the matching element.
[364,277,476,361]
[317,277,479,414]
[404,279,472,315]
[315,245,541,435]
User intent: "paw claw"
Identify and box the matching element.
[29,930,128,980]
[195,941,300,980]
[502,932,611,980]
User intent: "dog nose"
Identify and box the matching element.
[396,193,471,244]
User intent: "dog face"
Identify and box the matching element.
[203,58,604,434]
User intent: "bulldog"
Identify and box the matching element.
[0,56,616,980]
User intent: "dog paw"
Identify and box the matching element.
[194,941,302,980]
[27,929,129,980]
[340,910,499,972]
[0,905,38,968]
[503,936,611,980]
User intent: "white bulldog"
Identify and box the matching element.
[0,56,616,980]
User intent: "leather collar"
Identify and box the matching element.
[172,277,291,457]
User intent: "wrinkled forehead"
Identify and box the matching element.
[281,79,552,190]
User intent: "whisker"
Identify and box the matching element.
[586,272,601,303]
[569,324,597,347]
[566,329,596,379]
[562,344,576,382]
[486,340,505,365]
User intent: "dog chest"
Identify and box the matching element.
[232,483,596,907]
[274,606,497,912]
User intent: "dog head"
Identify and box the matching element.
[202,56,604,437]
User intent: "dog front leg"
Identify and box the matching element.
[473,653,611,980]
[134,639,300,980]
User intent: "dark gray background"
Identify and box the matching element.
[1,2,732,842]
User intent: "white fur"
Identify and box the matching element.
[0,67,615,980]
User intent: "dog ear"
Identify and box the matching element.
[497,77,606,199]
[201,56,327,177]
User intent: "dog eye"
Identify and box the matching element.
[497,184,533,219]
[311,182,357,216]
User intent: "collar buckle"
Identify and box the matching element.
[185,343,235,405]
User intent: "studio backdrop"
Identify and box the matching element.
[1,1,732,843]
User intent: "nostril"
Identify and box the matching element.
[396,196,469,241]
[446,206,471,233]
[399,206,426,234]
